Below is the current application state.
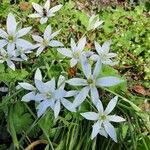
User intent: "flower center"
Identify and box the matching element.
[100,53,108,59]
[8,36,14,42]
[73,51,80,59]
[87,78,93,84]
[100,115,107,120]
[43,8,47,17]
[45,92,52,99]
[42,39,49,46]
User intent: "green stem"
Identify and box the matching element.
[134,115,149,150]
[24,104,55,150]
[100,87,141,112]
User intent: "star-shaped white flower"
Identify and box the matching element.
[32,25,63,56]
[81,96,125,142]
[52,75,77,118]
[0,48,22,70]
[28,0,62,24]
[0,13,32,54]
[36,75,77,118]
[87,14,104,31]
[67,57,123,107]
[18,68,77,118]
[91,41,118,66]
[57,37,92,67]
[14,44,34,61]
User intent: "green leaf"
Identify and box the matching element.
[7,105,19,149]
[8,102,33,134]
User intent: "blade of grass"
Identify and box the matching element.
[8,105,19,149]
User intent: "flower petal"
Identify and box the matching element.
[107,115,125,122]
[16,39,33,49]
[0,48,7,56]
[32,35,43,43]
[49,40,63,47]
[57,48,72,58]
[71,38,76,51]
[35,79,45,93]
[102,40,111,53]
[0,87,8,92]
[54,100,61,118]
[73,86,89,107]
[95,100,104,114]
[40,17,48,24]
[81,56,91,79]
[91,121,102,140]
[28,13,42,18]
[94,41,104,54]
[70,58,78,67]
[7,60,15,70]
[0,39,7,49]
[17,27,32,38]
[7,43,15,55]
[77,37,86,52]
[104,96,118,115]
[99,127,108,138]
[61,98,76,112]
[0,29,8,38]
[65,90,78,97]
[44,25,51,40]
[7,13,17,35]
[18,82,35,90]
[67,78,87,86]
[34,68,42,81]
[37,101,51,117]
[96,77,123,87]
[44,78,55,92]
[44,0,50,11]
[32,2,43,14]
[93,60,102,79]
[50,29,61,39]
[36,46,45,56]
[49,5,62,13]
[107,53,117,58]
[22,92,36,102]
[57,75,65,89]
[90,86,99,106]
[81,112,99,121]
[103,121,117,142]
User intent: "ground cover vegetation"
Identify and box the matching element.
[0,0,150,150]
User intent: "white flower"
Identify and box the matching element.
[18,68,42,102]
[0,13,32,54]
[52,75,77,118]
[81,96,125,142]
[0,86,8,92]
[36,75,77,118]
[87,15,104,31]
[28,0,62,24]
[19,68,77,118]
[14,45,34,61]
[32,25,63,56]
[57,37,91,67]
[91,41,118,66]
[0,48,22,70]
[67,57,123,107]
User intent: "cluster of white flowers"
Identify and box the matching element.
[0,0,125,143]
[0,13,33,70]
[18,68,77,118]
